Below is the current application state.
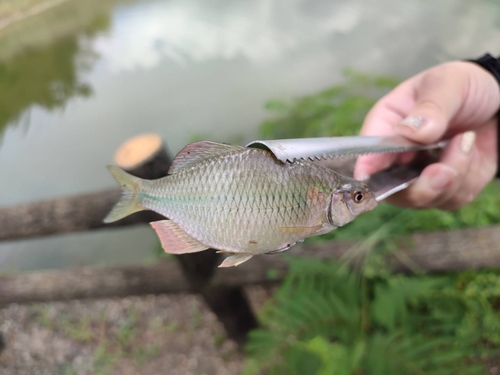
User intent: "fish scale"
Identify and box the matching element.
[104,141,377,266]
[146,150,314,250]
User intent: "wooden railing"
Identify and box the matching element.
[1,134,499,345]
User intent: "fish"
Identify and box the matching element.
[104,141,377,267]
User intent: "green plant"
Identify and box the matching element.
[134,344,162,367]
[93,339,121,375]
[61,315,94,343]
[244,258,500,375]
[30,304,54,329]
[260,68,399,140]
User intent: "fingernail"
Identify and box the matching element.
[399,116,426,130]
[428,165,458,192]
[460,131,476,154]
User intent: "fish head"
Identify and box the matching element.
[327,177,377,227]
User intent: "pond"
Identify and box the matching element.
[0,0,499,271]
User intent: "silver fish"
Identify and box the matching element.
[104,141,377,267]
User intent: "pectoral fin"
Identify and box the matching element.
[150,220,208,254]
[219,254,253,267]
[279,225,323,237]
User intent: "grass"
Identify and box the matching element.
[29,302,169,374]
[30,304,54,329]
[61,316,94,343]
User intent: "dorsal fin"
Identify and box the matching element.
[169,141,246,174]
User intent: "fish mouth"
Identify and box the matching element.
[361,191,378,211]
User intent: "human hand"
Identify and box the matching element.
[353,61,500,210]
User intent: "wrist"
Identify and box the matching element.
[468,53,500,178]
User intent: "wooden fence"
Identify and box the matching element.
[1,134,499,345]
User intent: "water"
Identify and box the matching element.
[1,0,499,271]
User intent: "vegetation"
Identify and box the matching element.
[244,70,500,374]
[29,303,166,373]
[259,69,399,139]
[245,258,500,375]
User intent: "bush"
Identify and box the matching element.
[244,258,500,375]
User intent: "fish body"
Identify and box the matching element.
[104,141,377,266]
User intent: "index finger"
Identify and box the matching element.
[354,80,416,179]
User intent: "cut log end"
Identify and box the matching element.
[114,133,164,170]
[113,133,172,180]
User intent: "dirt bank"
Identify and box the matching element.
[0,286,273,374]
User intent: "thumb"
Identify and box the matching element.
[395,68,465,143]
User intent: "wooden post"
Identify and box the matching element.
[113,133,172,179]
[0,190,165,241]
[2,224,500,305]
[113,134,257,345]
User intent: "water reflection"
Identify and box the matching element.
[93,0,365,72]
[94,0,500,74]
[0,0,115,135]
[0,38,92,134]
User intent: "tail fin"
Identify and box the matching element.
[104,166,144,223]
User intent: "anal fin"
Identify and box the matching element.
[219,254,253,267]
[150,220,208,254]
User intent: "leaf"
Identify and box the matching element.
[303,337,363,375]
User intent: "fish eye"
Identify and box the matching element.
[352,191,364,203]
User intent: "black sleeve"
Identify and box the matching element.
[467,53,500,178]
